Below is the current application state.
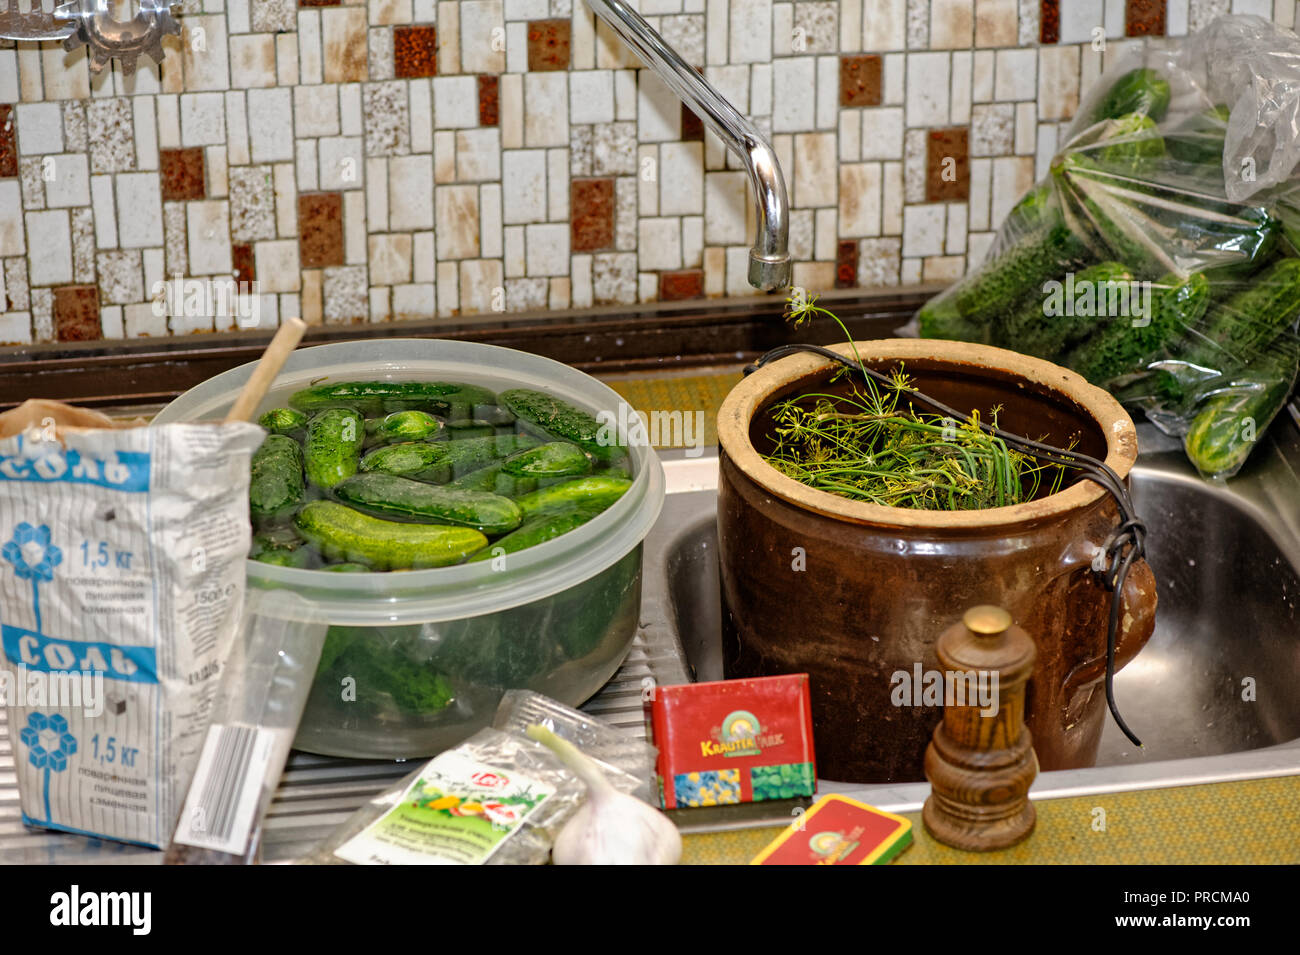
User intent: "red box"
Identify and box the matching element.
[646,674,816,809]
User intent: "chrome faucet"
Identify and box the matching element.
[585,0,792,291]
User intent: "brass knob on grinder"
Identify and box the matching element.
[922,605,1038,851]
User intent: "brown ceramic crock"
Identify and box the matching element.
[716,339,1158,784]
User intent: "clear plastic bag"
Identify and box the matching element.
[301,727,586,865]
[917,14,1300,480]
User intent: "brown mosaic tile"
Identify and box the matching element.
[1126,0,1165,37]
[232,242,255,285]
[298,192,345,268]
[298,0,340,6]
[570,177,615,252]
[1040,0,1060,43]
[160,147,205,201]
[835,241,858,289]
[478,75,499,127]
[658,269,704,301]
[681,105,704,142]
[926,127,969,203]
[0,105,16,179]
[394,24,438,78]
[527,19,570,72]
[53,285,101,342]
[840,55,882,108]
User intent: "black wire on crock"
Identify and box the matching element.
[745,343,1145,748]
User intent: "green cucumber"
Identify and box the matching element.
[1183,341,1300,479]
[467,506,605,561]
[249,434,305,521]
[995,262,1135,359]
[334,472,522,535]
[513,474,632,517]
[499,389,620,460]
[951,222,1092,323]
[1090,68,1170,124]
[305,408,365,489]
[250,524,304,558]
[295,500,487,570]
[324,562,371,572]
[442,420,496,439]
[289,380,497,417]
[258,407,308,435]
[1064,272,1211,386]
[366,410,443,444]
[360,433,542,482]
[251,547,314,568]
[918,294,990,343]
[1166,105,1230,166]
[1097,112,1164,168]
[501,441,592,478]
[1179,258,1300,374]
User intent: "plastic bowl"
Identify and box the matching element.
[154,339,665,758]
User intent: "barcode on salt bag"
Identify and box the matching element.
[173,724,274,855]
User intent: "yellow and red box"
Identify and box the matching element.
[750,794,913,865]
[645,674,816,809]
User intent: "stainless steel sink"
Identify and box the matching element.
[4,422,1299,859]
[643,422,1300,829]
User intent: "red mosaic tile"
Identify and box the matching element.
[1125,0,1165,37]
[926,127,969,203]
[298,0,340,7]
[298,192,345,268]
[527,19,570,72]
[835,241,858,289]
[659,269,705,301]
[681,105,704,142]
[159,147,205,201]
[840,55,882,108]
[53,285,102,341]
[570,177,615,253]
[232,242,255,285]
[394,24,438,78]
[1040,0,1060,44]
[0,105,15,179]
[478,75,499,127]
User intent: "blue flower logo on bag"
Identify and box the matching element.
[2,522,61,632]
[1,522,158,684]
[18,712,77,825]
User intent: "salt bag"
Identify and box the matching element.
[0,406,263,848]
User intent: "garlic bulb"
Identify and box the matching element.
[526,723,682,866]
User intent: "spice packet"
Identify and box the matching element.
[492,689,658,804]
[749,794,912,865]
[304,727,586,865]
[0,400,263,848]
[165,590,329,865]
[646,673,817,809]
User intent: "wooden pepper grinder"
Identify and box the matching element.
[922,605,1038,851]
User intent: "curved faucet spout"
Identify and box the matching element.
[583,0,792,291]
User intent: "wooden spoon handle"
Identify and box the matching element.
[224,317,308,424]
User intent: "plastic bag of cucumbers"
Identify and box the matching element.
[917,14,1300,480]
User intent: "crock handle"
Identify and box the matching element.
[1061,558,1158,698]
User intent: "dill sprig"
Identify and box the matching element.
[762,294,1070,510]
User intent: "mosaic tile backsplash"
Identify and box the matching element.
[0,0,1293,342]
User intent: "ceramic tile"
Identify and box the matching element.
[1126,0,1167,34]
[161,148,206,200]
[395,25,439,76]
[71,208,96,282]
[0,106,17,178]
[323,7,370,82]
[44,153,91,209]
[26,210,72,285]
[502,149,547,222]
[364,81,411,155]
[461,1,506,73]
[591,250,635,304]
[926,127,969,201]
[434,75,480,129]
[323,264,368,321]
[478,75,500,126]
[230,165,278,241]
[116,173,165,248]
[248,88,294,162]
[527,18,571,70]
[436,183,480,257]
[839,161,881,236]
[299,191,346,266]
[163,201,187,275]
[95,250,143,305]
